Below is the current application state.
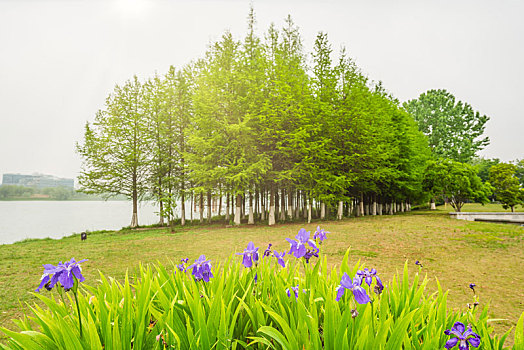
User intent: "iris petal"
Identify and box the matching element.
[352,286,371,304]
[445,337,459,349]
[468,336,480,347]
[71,266,85,282]
[296,244,307,258]
[335,286,346,302]
[453,322,465,335]
[36,275,50,292]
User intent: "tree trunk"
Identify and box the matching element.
[295,191,300,218]
[241,195,246,220]
[430,197,436,210]
[248,192,254,225]
[234,193,241,225]
[159,199,164,226]
[261,189,266,221]
[181,192,186,226]
[190,191,193,222]
[372,195,377,216]
[303,193,308,219]
[280,188,286,222]
[268,185,276,226]
[218,191,222,217]
[199,193,204,223]
[307,197,312,224]
[337,200,343,220]
[275,189,279,223]
[320,202,326,220]
[130,181,138,227]
[359,194,364,217]
[255,189,259,220]
[287,190,294,220]
[207,191,212,223]
[225,192,230,222]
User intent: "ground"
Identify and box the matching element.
[0,203,523,345]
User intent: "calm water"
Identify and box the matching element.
[0,201,163,245]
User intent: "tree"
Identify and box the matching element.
[471,157,500,183]
[403,89,489,163]
[77,76,151,227]
[489,163,523,212]
[514,159,524,187]
[423,160,490,212]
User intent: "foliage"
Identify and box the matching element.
[75,10,435,226]
[76,76,152,227]
[0,185,104,201]
[489,163,523,212]
[2,229,523,349]
[423,160,491,212]
[514,159,524,187]
[403,89,489,163]
[0,185,35,199]
[471,157,500,183]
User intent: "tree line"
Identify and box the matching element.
[78,10,519,227]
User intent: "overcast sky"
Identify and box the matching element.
[1,0,523,181]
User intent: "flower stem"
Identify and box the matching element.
[370,299,376,335]
[73,290,83,338]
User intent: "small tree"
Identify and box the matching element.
[77,76,151,227]
[424,160,490,212]
[489,163,523,212]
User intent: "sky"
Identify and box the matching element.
[0,0,523,182]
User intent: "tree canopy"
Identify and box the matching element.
[78,10,482,226]
[489,163,523,212]
[403,89,489,163]
[423,159,491,212]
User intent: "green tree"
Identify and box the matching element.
[489,162,523,212]
[514,159,524,187]
[403,89,489,163]
[423,159,490,212]
[77,76,151,227]
[471,157,500,183]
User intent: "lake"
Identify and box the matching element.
[0,201,164,245]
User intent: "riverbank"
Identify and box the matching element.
[1,209,523,345]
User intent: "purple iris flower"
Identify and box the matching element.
[335,273,370,304]
[303,248,319,264]
[177,258,189,272]
[237,242,259,268]
[444,322,480,349]
[254,273,258,284]
[36,258,87,292]
[313,226,329,242]
[469,283,476,292]
[189,255,214,282]
[263,244,272,258]
[286,285,299,299]
[273,250,286,268]
[415,260,423,268]
[357,268,383,290]
[286,228,318,259]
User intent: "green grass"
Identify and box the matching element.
[0,206,523,345]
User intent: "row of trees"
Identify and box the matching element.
[77,12,431,227]
[0,185,94,200]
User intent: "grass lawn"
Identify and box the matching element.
[1,203,523,344]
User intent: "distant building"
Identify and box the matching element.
[1,173,74,189]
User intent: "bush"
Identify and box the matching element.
[1,229,523,349]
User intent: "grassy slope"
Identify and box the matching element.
[0,203,523,344]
